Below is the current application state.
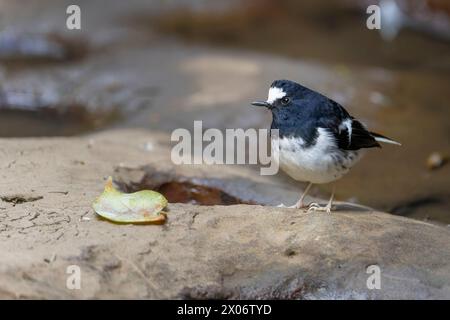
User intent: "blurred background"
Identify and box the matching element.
[0,0,449,223]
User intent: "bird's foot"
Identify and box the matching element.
[307,202,332,214]
[293,200,309,209]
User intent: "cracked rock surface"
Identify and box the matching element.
[0,129,449,299]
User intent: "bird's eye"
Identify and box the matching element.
[281,97,290,105]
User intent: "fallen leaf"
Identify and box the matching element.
[93,177,167,224]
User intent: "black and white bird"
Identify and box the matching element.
[252,79,400,213]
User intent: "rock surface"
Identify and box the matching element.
[0,129,449,299]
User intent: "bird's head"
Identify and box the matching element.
[251,80,315,119]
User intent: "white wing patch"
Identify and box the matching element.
[339,119,352,145]
[267,87,286,104]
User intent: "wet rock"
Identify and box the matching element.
[113,163,304,207]
[0,65,156,136]
[155,181,254,205]
[0,129,448,299]
[0,30,87,62]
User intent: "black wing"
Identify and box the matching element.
[319,99,380,150]
[337,118,380,150]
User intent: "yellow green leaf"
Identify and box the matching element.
[93,177,167,224]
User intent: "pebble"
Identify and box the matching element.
[426,152,447,170]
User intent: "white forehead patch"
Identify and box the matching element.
[267,87,286,104]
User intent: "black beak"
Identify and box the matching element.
[251,101,271,108]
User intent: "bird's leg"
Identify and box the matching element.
[324,185,335,213]
[308,185,335,214]
[293,182,313,208]
[277,182,313,208]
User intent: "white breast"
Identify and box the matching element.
[272,128,363,184]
